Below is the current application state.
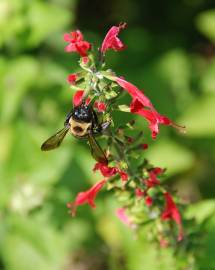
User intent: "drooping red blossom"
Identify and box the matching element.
[64,30,91,57]
[93,162,128,181]
[67,73,77,85]
[115,77,185,139]
[101,23,127,54]
[161,192,183,241]
[145,196,153,207]
[116,208,132,226]
[94,101,107,112]
[67,179,107,216]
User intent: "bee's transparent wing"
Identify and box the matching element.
[87,133,108,164]
[41,126,69,151]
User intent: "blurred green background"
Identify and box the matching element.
[0,0,215,269]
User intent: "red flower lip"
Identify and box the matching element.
[101,23,127,54]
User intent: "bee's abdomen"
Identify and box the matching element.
[69,118,92,138]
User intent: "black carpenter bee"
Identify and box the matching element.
[41,103,110,164]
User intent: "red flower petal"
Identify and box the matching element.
[67,73,77,85]
[116,77,154,109]
[101,23,127,54]
[94,101,107,112]
[64,30,91,57]
[161,192,183,241]
[67,179,106,216]
[73,90,84,106]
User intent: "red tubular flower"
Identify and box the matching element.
[94,101,107,112]
[67,73,77,85]
[101,23,127,54]
[93,162,128,181]
[93,162,118,177]
[67,179,106,216]
[115,77,185,139]
[64,30,91,57]
[161,192,183,241]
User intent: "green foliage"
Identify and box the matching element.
[0,0,215,269]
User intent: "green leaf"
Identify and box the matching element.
[196,9,215,43]
[144,139,194,176]
[178,94,215,137]
[27,1,71,47]
[118,104,130,112]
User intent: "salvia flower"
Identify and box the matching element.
[93,162,128,181]
[101,23,127,54]
[161,192,183,241]
[67,179,107,216]
[64,30,91,57]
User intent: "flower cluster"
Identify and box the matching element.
[64,24,185,246]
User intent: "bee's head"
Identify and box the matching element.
[72,104,93,123]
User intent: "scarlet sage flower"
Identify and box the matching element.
[161,192,183,241]
[93,162,118,177]
[93,162,128,181]
[67,179,106,216]
[101,23,127,54]
[64,30,91,57]
[115,77,185,139]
